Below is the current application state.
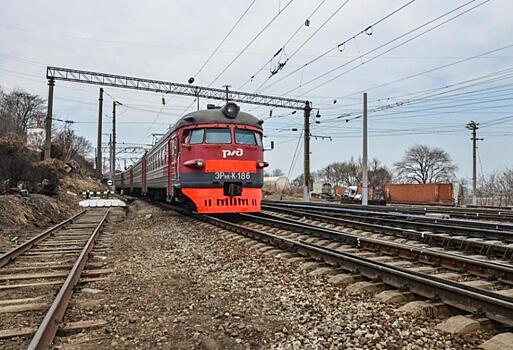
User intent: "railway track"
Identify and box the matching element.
[261,204,513,262]
[0,208,116,349]
[264,201,513,237]
[265,200,513,223]
[171,207,513,330]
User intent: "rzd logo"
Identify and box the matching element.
[222,148,243,158]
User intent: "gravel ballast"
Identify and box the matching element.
[62,201,491,349]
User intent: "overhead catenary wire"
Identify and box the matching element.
[316,60,513,125]
[238,0,329,90]
[208,0,295,87]
[337,42,513,99]
[192,0,257,81]
[253,0,352,93]
[287,130,304,178]
[288,0,491,96]
[178,0,295,118]
[257,0,418,93]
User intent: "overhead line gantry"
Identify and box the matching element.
[44,66,314,200]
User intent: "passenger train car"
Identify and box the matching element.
[115,102,268,213]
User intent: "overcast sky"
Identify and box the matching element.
[1,0,512,180]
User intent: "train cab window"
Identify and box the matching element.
[205,128,231,144]
[186,129,204,144]
[235,129,262,146]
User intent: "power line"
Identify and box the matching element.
[317,64,513,125]
[208,0,295,87]
[193,0,257,81]
[253,0,352,92]
[340,42,513,99]
[178,0,295,117]
[287,131,303,178]
[239,0,329,90]
[291,0,490,96]
[257,0,417,93]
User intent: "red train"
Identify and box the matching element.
[114,102,268,213]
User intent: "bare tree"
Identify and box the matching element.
[0,88,45,136]
[53,127,92,163]
[317,157,392,188]
[368,158,393,189]
[478,168,513,206]
[271,168,284,177]
[394,144,457,184]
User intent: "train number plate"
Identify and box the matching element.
[214,172,251,180]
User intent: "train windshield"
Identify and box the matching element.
[205,128,231,144]
[235,129,262,146]
[186,129,204,144]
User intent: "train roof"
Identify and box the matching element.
[170,105,263,132]
[122,103,264,170]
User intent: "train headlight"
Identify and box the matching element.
[184,159,205,168]
[221,102,240,119]
[257,161,269,168]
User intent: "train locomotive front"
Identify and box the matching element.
[117,102,268,214]
[175,103,266,213]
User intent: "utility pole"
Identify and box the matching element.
[44,78,55,160]
[303,101,312,201]
[110,100,122,190]
[109,134,113,186]
[362,93,369,206]
[96,88,103,178]
[223,85,231,102]
[466,121,483,206]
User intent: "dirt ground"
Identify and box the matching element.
[0,175,106,252]
[63,200,488,350]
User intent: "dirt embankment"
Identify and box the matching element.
[0,175,106,252]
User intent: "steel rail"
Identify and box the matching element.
[262,204,513,260]
[186,211,513,326]
[264,200,513,222]
[27,209,110,350]
[263,202,513,235]
[0,211,86,268]
[242,211,513,283]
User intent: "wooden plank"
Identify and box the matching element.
[0,326,37,339]
[79,277,110,284]
[0,320,108,339]
[36,241,86,246]
[73,299,104,308]
[0,271,69,281]
[0,302,48,313]
[0,295,45,306]
[21,252,80,258]
[58,319,108,334]
[6,260,74,266]
[82,269,114,277]
[31,247,83,252]
[0,280,63,290]
[0,264,74,274]
[26,249,83,254]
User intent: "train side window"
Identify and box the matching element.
[255,133,262,146]
[188,129,204,144]
[205,128,231,144]
[235,129,262,146]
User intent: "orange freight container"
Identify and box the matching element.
[334,186,346,196]
[384,183,453,205]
